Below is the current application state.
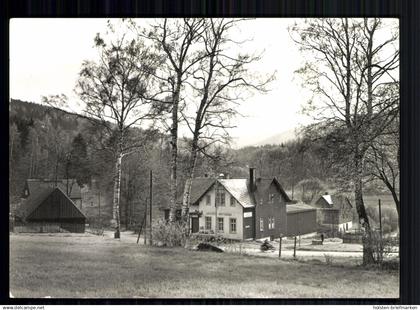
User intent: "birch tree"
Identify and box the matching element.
[131,19,207,222]
[180,19,275,220]
[291,18,399,264]
[75,22,163,238]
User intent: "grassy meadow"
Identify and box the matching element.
[10,233,399,298]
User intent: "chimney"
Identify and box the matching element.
[218,173,225,179]
[225,173,230,179]
[325,192,329,195]
[249,167,256,191]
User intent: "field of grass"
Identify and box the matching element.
[9,233,399,298]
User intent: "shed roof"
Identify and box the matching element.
[287,201,317,214]
[25,179,82,199]
[17,187,86,221]
[322,194,333,205]
[16,187,55,220]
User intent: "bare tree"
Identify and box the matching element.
[291,18,399,264]
[366,110,400,227]
[75,22,163,238]
[180,19,275,221]
[131,18,207,222]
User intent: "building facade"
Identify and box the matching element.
[187,168,291,240]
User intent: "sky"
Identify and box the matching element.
[8,18,363,148]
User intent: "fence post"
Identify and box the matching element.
[293,236,297,258]
[378,198,383,262]
[149,170,153,246]
[278,235,282,258]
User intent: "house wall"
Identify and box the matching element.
[254,182,287,240]
[337,221,353,232]
[286,210,317,237]
[193,185,244,240]
[317,208,340,225]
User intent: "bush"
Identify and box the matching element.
[366,231,398,266]
[260,239,274,252]
[324,254,334,265]
[151,220,188,247]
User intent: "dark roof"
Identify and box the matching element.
[17,187,86,221]
[25,179,82,199]
[16,187,55,220]
[255,177,291,202]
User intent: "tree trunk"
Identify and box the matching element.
[112,152,122,238]
[181,136,200,221]
[383,178,400,230]
[169,78,181,222]
[353,153,375,265]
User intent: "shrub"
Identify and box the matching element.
[324,254,334,265]
[151,219,188,247]
[260,239,274,252]
[365,231,398,266]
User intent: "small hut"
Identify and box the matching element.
[16,187,86,233]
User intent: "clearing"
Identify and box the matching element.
[9,233,399,298]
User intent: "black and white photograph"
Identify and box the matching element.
[9,17,400,299]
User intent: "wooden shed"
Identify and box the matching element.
[16,187,86,233]
[286,202,317,237]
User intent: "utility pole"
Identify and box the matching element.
[293,236,297,258]
[149,170,153,246]
[144,198,147,245]
[98,191,101,229]
[214,179,218,239]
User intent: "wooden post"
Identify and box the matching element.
[278,235,282,258]
[98,191,101,229]
[378,199,382,239]
[379,198,383,260]
[144,198,147,245]
[137,198,148,244]
[293,236,297,258]
[214,179,218,239]
[149,170,153,246]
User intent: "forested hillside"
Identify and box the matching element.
[9,98,398,231]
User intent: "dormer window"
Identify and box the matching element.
[230,195,235,207]
[216,191,225,207]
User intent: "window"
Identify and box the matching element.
[205,217,212,230]
[217,217,224,232]
[268,217,275,229]
[206,195,211,206]
[269,193,274,204]
[230,218,237,233]
[260,218,264,232]
[216,191,225,206]
[230,195,235,206]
